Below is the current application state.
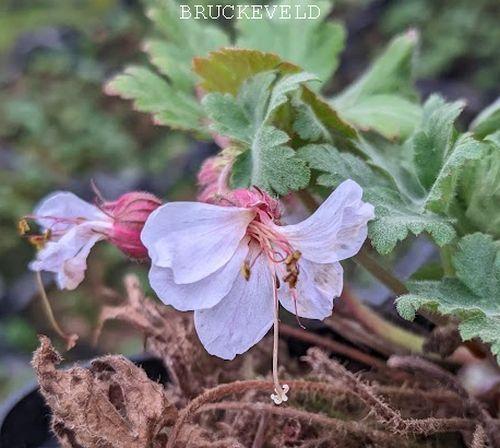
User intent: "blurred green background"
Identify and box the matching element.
[0,0,498,402]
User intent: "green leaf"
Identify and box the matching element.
[204,70,313,195]
[459,142,500,238]
[470,97,500,138]
[194,48,357,148]
[368,197,456,254]
[145,0,229,91]
[194,48,301,95]
[104,66,205,132]
[299,144,456,254]
[332,31,420,138]
[236,0,345,83]
[454,233,500,298]
[292,97,330,142]
[406,95,488,215]
[424,133,485,213]
[397,233,500,361]
[298,87,358,142]
[334,94,421,140]
[334,30,419,105]
[412,95,465,190]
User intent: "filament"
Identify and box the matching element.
[35,272,77,350]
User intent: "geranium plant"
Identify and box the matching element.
[22,1,500,446]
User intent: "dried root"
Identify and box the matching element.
[96,274,239,402]
[32,335,176,448]
[32,276,500,448]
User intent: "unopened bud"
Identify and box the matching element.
[103,192,162,260]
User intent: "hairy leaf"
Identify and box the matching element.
[412,95,465,190]
[471,97,500,138]
[459,142,500,238]
[397,233,500,360]
[104,66,204,132]
[299,144,456,254]
[204,71,313,194]
[424,133,485,213]
[336,94,421,140]
[332,31,420,138]
[236,0,345,83]
[106,0,228,132]
[194,48,300,95]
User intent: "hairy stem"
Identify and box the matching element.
[341,288,424,353]
[353,246,408,295]
[280,323,387,370]
[198,401,397,442]
[440,244,455,277]
[306,349,477,435]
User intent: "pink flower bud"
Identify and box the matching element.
[102,192,162,260]
[196,152,233,204]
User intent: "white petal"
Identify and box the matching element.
[149,238,249,311]
[194,253,274,360]
[141,202,254,283]
[277,180,374,263]
[278,260,343,320]
[29,223,104,290]
[34,191,108,232]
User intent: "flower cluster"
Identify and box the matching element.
[24,170,373,403]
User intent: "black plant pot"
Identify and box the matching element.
[0,356,169,448]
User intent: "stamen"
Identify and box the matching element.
[18,218,30,235]
[25,228,53,250]
[241,261,251,281]
[269,270,289,405]
[91,178,107,204]
[34,272,78,351]
[291,289,306,330]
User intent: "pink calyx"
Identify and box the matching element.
[101,192,162,260]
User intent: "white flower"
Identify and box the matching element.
[28,192,112,290]
[142,179,374,360]
[27,190,163,290]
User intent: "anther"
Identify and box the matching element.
[18,219,30,236]
[241,261,251,281]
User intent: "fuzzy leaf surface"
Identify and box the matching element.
[299,144,456,254]
[105,66,204,132]
[194,48,300,95]
[204,71,314,195]
[236,0,345,84]
[397,233,500,361]
[332,31,420,138]
[144,0,229,92]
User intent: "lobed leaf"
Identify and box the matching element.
[470,97,500,138]
[397,233,500,361]
[332,30,420,138]
[424,133,485,213]
[194,48,300,95]
[299,144,456,254]
[203,70,314,195]
[104,66,204,132]
[145,0,228,90]
[236,0,345,84]
[412,95,465,190]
